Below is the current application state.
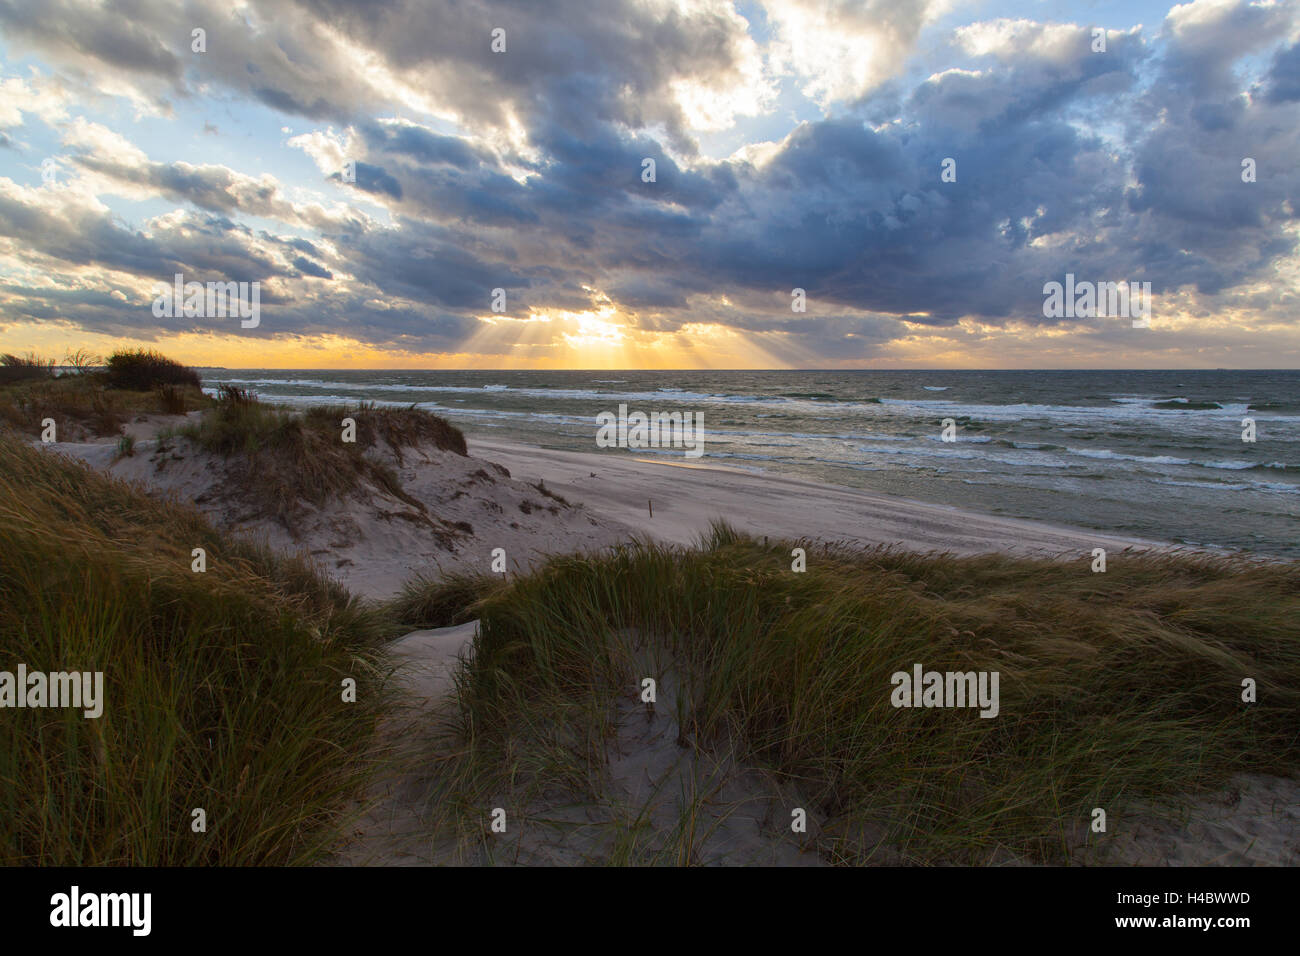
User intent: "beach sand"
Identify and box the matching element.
[468,436,1167,559]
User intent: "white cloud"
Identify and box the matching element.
[663,0,777,131]
[764,0,956,105]
[287,127,357,176]
[60,118,149,164]
[0,72,72,129]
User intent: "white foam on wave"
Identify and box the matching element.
[1066,448,1191,465]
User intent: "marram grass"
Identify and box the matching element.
[0,436,396,865]
[170,389,467,530]
[406,524,1300,865]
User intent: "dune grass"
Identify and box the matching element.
[173,389,467,528]
[0,436,396,865]
[0,353,55,385]
[390,570,506,630]
[0,350,210,440]
[408,524,1300,864]
[104,348,202,391]
[181,387,467,458]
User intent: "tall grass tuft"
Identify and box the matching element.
[0,353,55,385]
[0,436,395,865]
[105,348,201,391]
[62,349,101,374]
[389,571,504,629]
[419,524,1300,864]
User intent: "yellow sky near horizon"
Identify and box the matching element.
[5,301,1300,370]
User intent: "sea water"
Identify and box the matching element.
[198,369,1300,557]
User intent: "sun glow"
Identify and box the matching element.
[557,308,626,349]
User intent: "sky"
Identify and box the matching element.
[0,0,1296,370]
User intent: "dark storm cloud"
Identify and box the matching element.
[0,188,186,277]
[528,123,739,213]
[1157,0,1294,98]
[1265,41,1300,103]
[367,161,539,227]
[592,13,1297,326]
[0,0,184,81]
[292,256,333,279]
[604,277,693,311]
[365,122,491,170]
[348,117,739,235]
[0,276,478,351]
[1119,5,1300,295]
[0,194,268,294]
[346,161,403,200]
[288,237,326,258]
[335,220,532,311]
[251,87,338,121]
[328,18,1156,327]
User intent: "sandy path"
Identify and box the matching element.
[332,622,825,866]
[329,623,478,866]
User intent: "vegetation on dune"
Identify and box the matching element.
[0,435,395,865]
[408,523,1300,864]
[0,376,124,438]
[0,353,56,385]
[390,570,508,630]
[104,348,203,391]
[0,349,210,440]
[181,386,467,459]
[172,386,468,529]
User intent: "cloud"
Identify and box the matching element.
[1,0,1298,364]
[766,0,954,105]
[0,0,779,146]
[0,73,72,129]
[1265,40,1300,102]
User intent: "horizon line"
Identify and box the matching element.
[187,366,1300,373]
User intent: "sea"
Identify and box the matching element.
[198,369,1300,558]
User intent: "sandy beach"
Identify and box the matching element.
[468,437,1167,560]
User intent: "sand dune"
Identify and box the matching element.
[46,421,633,598]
